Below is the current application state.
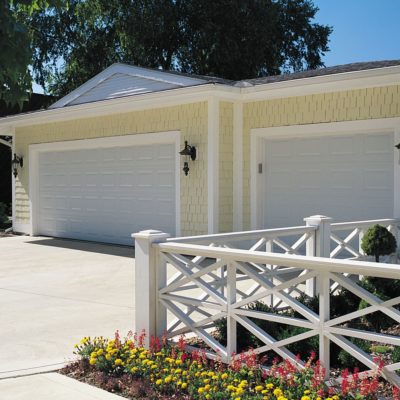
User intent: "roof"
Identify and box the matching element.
[49,63,216,109]
[241,60,400,86]
[49,59,400,109]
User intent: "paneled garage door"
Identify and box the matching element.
[263,133,394,228]
[37,143,176,245]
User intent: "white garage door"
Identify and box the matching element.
[38,143,176,245]
[263,133,394,228]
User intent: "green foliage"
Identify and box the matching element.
[361,224,397,262]
[337,338,371,370]
[0,1,63,105]
[392,346,400,364]
[369,344,391,354]
[0,1,32,105]
[19,0,332,97]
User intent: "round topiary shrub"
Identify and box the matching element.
[361,224,397,262]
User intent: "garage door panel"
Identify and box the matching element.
[37,142,176,245]
[263,133,394,228]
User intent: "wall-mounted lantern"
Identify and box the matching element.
[179,141,196,176]
[396,143,400,164]
[12,153,23,178]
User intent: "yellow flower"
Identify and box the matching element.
[96,349,104,356]
[114,359,123,366]
[304,390,311,395]
[205,384,211,391]
[273,388,282,396]
[164,376,172,383]
[89,358,96,365]
[181,382,187,389]
[234,398,241,400]
[175,359,182,365]
[221,373,228,380]
[198,387,205,394]
[266,383,274,389]
[255,385,264,392]
[156,379,162,385]
[203,379,210,384]
[105,354,111,360]
[205,396,211,400]
[130,367,138,373]
[262,389,268,395]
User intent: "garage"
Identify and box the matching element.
[259,132,394,228]
[31,133,179,245]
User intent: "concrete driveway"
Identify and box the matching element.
[0,235,135,378]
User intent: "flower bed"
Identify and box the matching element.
[62,331,399,400]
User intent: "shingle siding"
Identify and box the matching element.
[242,85,400,229]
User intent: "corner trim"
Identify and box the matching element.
[207,97,219,233]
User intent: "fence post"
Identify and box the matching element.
[304,215,333,296]
[226,262,237,362]
[133,230,170,347]
[319,271,330,379]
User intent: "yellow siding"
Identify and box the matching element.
[219,102,233,232]
[15,102,208,236]
[242,85,400,229]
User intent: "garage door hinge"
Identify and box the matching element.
[258,163,263,174]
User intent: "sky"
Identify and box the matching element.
[313,0,400,66]
[32,0,400,93]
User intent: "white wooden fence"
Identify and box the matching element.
[133,216,400,386]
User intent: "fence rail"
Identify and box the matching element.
[133,215,400,387]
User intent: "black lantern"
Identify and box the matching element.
[395,143,400,150]
[179,141,196,176]
[12,153,23,178]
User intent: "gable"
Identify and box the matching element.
[49,64,208,109]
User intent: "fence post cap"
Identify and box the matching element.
[132,230,170,241]
[304,215,333,224]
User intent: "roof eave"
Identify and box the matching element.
[0,83,240,131]
[241,65,400,100]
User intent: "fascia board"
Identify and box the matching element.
[0,84,240,129]
[242,66,400,101]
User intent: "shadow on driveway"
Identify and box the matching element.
[26,237,135,258]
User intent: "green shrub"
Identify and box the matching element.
[215,301,287,352]
[361,224,397,262]
[392,346,400,364]
[337,338,371,370]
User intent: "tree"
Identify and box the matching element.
[20,0,332,97]
[0,1,61,105]
[0,1,32,105]
[361,224,397,263]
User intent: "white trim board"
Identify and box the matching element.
[232,101,243,231]
[29,131,181,239]
[2,65,400,132]
[250,118,400,229]
[207,97,219,234]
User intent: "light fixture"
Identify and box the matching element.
[12,153,23,178]
[179,141,196,176]
[395,143,400,165]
